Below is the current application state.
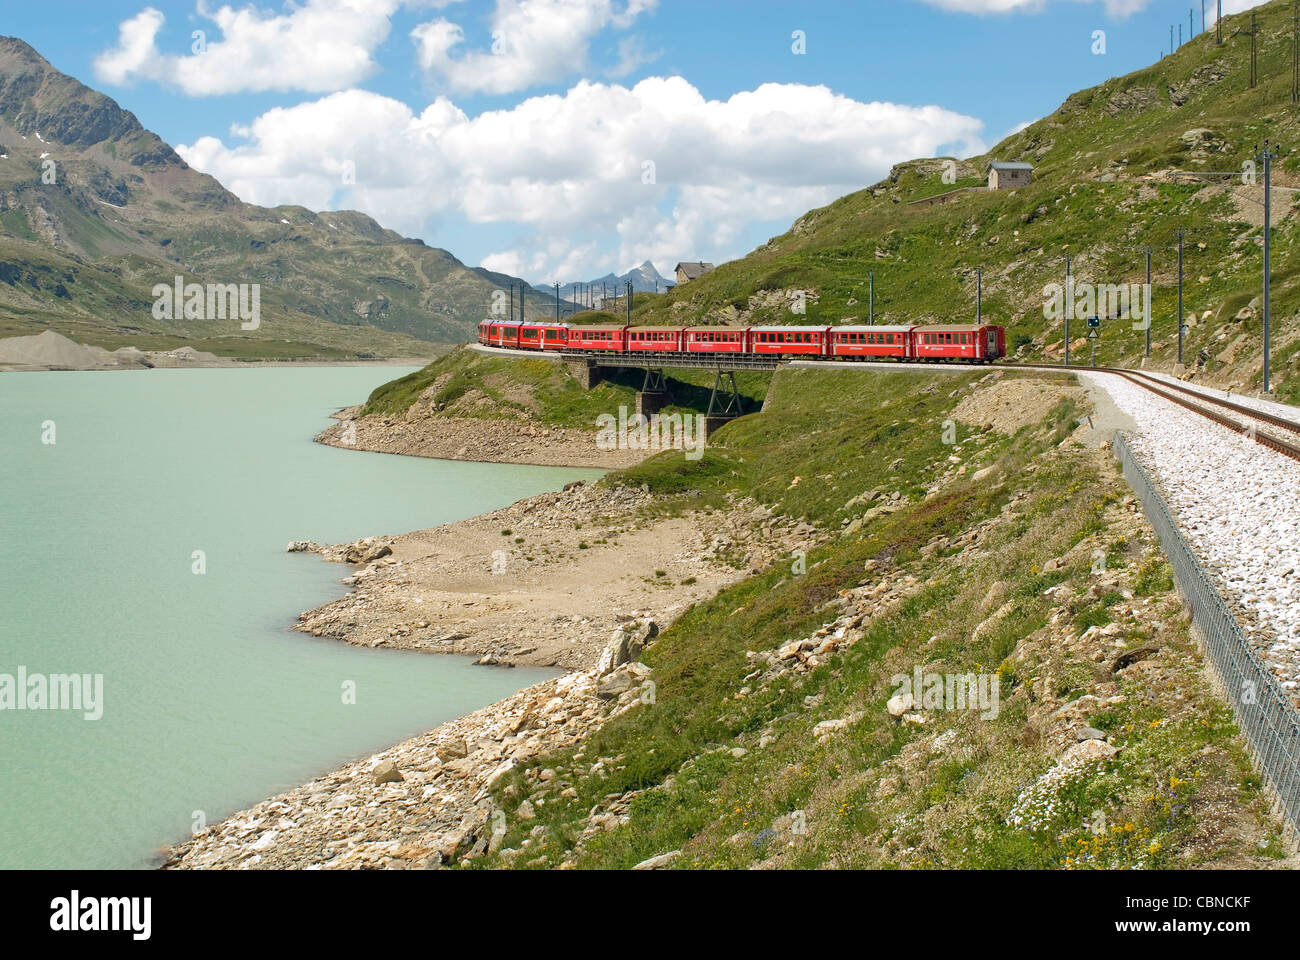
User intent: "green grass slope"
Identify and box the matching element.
[466,367,1286,869]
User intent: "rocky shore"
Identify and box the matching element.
[164,625,657,869]
[165,476,823,868]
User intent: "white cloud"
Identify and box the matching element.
[177,76,985,280]
[412,0,658,95]
[94,0,403,95]
[1209,0,1272,25]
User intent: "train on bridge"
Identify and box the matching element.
[477,320,1006,363]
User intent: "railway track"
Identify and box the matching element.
[1030,364,1300,464]
[476,341,1300,462]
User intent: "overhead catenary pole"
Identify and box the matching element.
[1251,11,1258,87]
[869,271,875,325]
[1217,0,1222,45]
[1260,141,1281,393]
[1293,0,1299,104]
[1145,246,1153,359]
[1177,230,1185,366]
[554,282,560,323]
[1064,254,1071,366]
[976,265,982,325]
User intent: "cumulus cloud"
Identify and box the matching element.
[176,76,985,280]
[411,0,658,94]
[94,0,402,95]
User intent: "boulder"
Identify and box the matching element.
[1062,738,1119,763]
[887,691,915,718]
[436,739,469,761]
[372,759,404,784]
[596,671,634,700]
[632,850,681,870]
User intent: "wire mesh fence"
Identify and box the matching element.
[1113,431,1300,836]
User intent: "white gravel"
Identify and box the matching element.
[1080,371,1300,703]
[1141,370,1300,425]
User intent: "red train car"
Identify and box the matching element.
[685,327,749,354]
[479,319,522,349]
[566,325,627,352]
[626,327,685,352]
[831,325,914,360]
[911,324,1005,362]
[518,322,569,350]
[750,326,833,357]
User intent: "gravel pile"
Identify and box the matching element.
[1082,372,1300,703]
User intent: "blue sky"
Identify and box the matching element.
[3,0,1268,284]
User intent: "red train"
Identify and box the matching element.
[478,321,1006,363]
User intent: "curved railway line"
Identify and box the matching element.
[472,340,1300,461]
[1023,364,1300,463]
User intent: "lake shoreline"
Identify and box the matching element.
[165,432,821,868]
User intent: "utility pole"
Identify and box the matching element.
[1177,231,1185,366]
[1260,141,1282,393]
[1064,254,1071,366]
[1245,11,1257,88]
[1293,0,1299,103]
[1145,246,1152,358]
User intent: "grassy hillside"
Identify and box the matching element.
[604,0,1300,399]
[465,367,1286,869]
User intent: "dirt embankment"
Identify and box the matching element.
[316,407,645,469]
[292,480,822,671]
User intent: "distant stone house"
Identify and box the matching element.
[674,261,715,284]
[986,161,1034,190]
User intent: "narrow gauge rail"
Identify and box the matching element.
[1017,363,1300,463]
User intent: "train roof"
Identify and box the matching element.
[686,326,750,333]
[748,325,833,332]
[626,325,681,332]
[919,323,999,332]
[832,325,914,333]
[482,319,522,326]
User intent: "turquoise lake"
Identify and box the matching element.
[0,366,602,869]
